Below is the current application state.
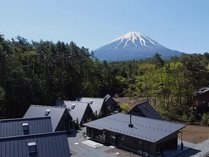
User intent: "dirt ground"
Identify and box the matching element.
[114,97,157,109]
[180,125,209,144]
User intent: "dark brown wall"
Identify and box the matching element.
[193,91,209,114]
[86,127,179,156]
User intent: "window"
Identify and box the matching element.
[71,104,75,109]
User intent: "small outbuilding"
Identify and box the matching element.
[192,87,209,114]
[24,105,72,132]
[56,101,95,125]
[0,117,52,137]
[104,94,120,114]
[84,113,185,156]
[0,132,71,157]
[128,101,162,120]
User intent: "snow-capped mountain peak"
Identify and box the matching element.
[111,31,158,48]
[112,31,142,42]
[94,31,183,61]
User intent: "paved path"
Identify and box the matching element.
[68,131,116,157]
[175,139,209,157]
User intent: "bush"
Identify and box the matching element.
[188,114,196,124]
[120,103,130,113]
[201,113,209,125]
[181,112,195,124]
[181,113,188,122]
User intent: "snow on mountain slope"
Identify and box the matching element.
[94,32,183,61]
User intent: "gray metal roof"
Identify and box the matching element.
[0,117,52,137]
[57,101,92,124]
[78,97,104,115]
[24,105,71,131]
[84,113,185,143]
[128,101,162,120]
[0,132,71,157]
[193,87,209,96]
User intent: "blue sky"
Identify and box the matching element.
[0,0,209,53]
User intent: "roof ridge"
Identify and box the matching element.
[115,113,182,125]
[30,104,65,109]
[0,116,51,122]
[0,131,67,141]
[80,97,104,100]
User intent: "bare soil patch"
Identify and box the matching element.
[114,97,158,109]
[181,125,209,144]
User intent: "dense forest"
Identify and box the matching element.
[0,34,209,121]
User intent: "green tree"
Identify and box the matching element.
[0,86,5,117]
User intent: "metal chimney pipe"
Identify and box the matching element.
[129,114,134,128]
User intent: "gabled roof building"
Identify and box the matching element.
[84,113,185,156]
[77,97,104,117]
[0,117,52,137]
[103,94,120,114]
[24,105,72,132]
[128,101,162,120]
[0,132,71,157]
[56,101,94,125]
[77,94,119,117]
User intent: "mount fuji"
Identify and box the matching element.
[93,32,183,61]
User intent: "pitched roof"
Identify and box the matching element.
[0,117,52,137]
[57,101,92,124]
[84,113,185,143]
[0,132,71,157]
[128,101,162,120]
[24,105,71,131]
[78,97,104,115]
[193,87,209,96]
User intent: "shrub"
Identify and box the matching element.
[201,113,209,125]
[181,112,195,124]
[120,103,130,113]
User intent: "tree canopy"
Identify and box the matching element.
[0,34,209,121]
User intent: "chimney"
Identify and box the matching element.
[22,123,29,134]
[129,114,134,128]
[45,109,50,116]
[28,142,37,155]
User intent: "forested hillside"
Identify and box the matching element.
[0,34,209,120]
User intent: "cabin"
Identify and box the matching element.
[128,101,162,120]
[84,113,185,157]
[192,87,209,115]
[103,94,120,114]
[56,101,95,125]
[77,97,104,117]
[24,105,72,132]
[77,94,119,118]
[0,132,71,157]
[0,117,52,137]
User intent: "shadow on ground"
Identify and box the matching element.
[174,148,200,157]
[68,129,79,137]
